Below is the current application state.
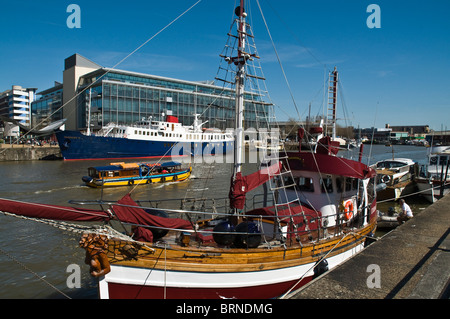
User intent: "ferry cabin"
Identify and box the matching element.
[99,117,234,144]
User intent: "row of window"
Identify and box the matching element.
[132,129,230,141]
[284,176,360,194]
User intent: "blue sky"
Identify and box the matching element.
[1,0,449,130]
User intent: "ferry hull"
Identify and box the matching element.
[55,130,233,161]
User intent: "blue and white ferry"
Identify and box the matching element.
[55,114,234,160]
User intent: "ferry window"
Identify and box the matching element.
[114,172,119,177]
[336,177,344,193]
[298,177,314,192]
[430,156,437,165]
[135,130,137,134]
[439,156,448,166]
[320,176,333,193]
[345,178,352,192]
[352,178,358,190]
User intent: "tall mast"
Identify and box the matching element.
[233,0,247,179]
[327,67,338,139]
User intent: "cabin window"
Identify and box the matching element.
[439,156,448,166]
[336,177,344,193]
[114,172,119,177]
[320,176,333,193]
[297,177,314,192]
[345,178,352,192]
[134,130,137,134]
[352,178,358,190]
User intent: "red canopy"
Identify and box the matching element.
[229,162,282,210]
[112,194,193,230]
[0,198,111,222]
[287,151,376,179]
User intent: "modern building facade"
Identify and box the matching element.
[0,85,37,127]
[33,54,271,134]
[0,85,37,140]
[31,82,63,130]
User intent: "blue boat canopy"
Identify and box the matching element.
[89,161,181,172]
[91,165,122,172]
[160,161,181,168]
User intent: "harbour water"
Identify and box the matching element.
[0,144,431,298]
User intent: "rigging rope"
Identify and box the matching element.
[0,246,72,299]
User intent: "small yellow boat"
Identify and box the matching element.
[82,161,191,188]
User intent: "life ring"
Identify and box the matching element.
[381,174,390,184]
[343,200,354,220]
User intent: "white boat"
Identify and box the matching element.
[372,158,418,201]
[415,146,450,203]
[55,114,234,160]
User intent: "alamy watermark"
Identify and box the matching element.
[366,264,381,288]
[169,127,282,169]
[66,263,81,289]
[366,4,381,29]
[66,4,81,29]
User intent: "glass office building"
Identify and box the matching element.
[31,83,63,129]
[76,68,271,132]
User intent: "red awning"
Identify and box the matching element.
[112,194,193,230]
[287,151,376,179]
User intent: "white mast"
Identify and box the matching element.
[233,0,247,179]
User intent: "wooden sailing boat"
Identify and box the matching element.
[0,1,377,299]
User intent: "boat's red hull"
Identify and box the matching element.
[105,277,313,299]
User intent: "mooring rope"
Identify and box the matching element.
[0,246,72,299]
